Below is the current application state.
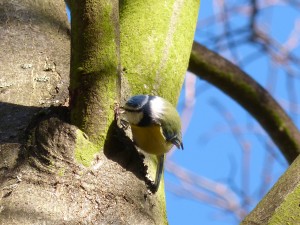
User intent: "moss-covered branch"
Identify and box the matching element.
[120,0,200,105]
[188,42,300,164]
[241,154,300,224]
[69,0,119,150]
[118,0,199,199]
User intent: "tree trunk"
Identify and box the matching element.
[0,0,164,223]
[0,0,199,224]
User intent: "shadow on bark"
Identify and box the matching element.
[0,102,41,144]
[104,120,155,191]
[0,102,161,224]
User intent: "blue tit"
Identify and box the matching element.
[122,95,183,192]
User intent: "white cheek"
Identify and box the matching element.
[124,111,143,125]
[150,97,164,119]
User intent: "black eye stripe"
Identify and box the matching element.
[123,95,160,126]
[124,108,143,113]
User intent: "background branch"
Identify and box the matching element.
[188,42,300,164]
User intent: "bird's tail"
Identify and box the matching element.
[153,154,165,192]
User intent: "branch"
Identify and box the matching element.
[69,0,120,152]
[241,154,300,224]
[188,42,300,164]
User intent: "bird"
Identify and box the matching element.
[120,95,183,192]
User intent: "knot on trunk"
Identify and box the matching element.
[24,107,76,172]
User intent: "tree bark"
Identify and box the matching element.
[120,0,199,104]
[0,0,165,223]
[69,0,120,150]
[3,0,300,224]
[0,0,199,224]
[241,154,300,224]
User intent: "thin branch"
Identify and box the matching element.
[209,99,251,208]
[166,160,247,220]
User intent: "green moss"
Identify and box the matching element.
[70,0,119,150]
[74,129,99,167]
[158,178,168,225]
[120,0,200,104]
[57,167,65,177]
[119,2,200,223]
[143,154,168,224]
[268,184,300,224]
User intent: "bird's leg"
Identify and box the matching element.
[153,154,165,192]
[113,102,123,120]
[120,119,129,130]
[113,103,129,129]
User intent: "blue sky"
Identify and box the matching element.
[166,1,300,225]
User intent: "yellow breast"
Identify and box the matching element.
[130,125,173,155]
